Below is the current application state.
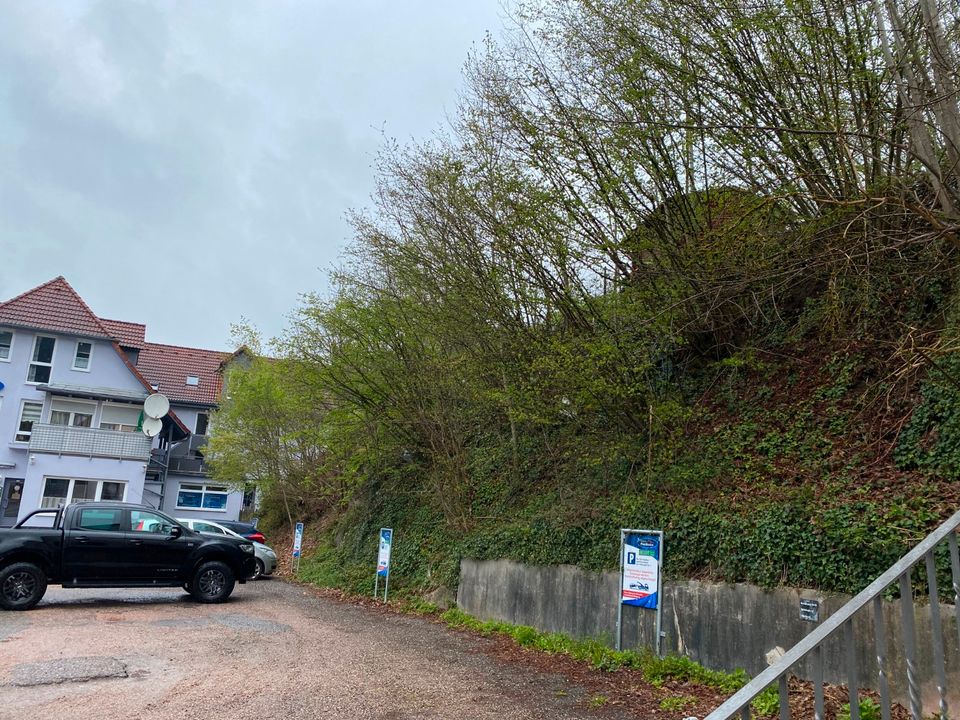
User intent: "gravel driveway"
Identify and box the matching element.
[0,580,635,719]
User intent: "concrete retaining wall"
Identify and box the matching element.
[457,558,959,711]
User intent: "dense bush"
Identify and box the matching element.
[213,0,960,599]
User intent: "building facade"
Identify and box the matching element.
[0,277,242,526]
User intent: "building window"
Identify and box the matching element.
[101,481,125,501]
[40,478,68,508]
[195,412,209,436]
[99,404,141,433]
[49,399,95,428]
[73,341,92,371]
[186,375,200,386]
[27,336,55,384]
[15,401,43,442]
[177,483,229,510]
[0,330,12,361]
[41,477,126,508]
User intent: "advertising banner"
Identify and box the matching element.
[293,521,304,558]
[621,532,661,609]
[377,527,393,578]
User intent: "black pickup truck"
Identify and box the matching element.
[0,502,257,610]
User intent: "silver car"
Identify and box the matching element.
[178,518,277,579]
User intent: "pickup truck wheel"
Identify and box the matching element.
[0,562,47,611]
[190,561,235,603]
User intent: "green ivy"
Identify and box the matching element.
[895,354,960,478]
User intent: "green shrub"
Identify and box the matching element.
[839,697,882,720]
[751,687,780,717]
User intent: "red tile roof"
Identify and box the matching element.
[101,318,147,349]
[0,276,112,339]
[137,343,229,406]
[1,277,230,409]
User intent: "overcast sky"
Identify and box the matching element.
[0,1,505,349]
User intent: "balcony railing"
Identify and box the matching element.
[148,450,209,476]
[167,455,208,475]
[29,423,152,461]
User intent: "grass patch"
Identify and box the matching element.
[397,597,441,616]
[439,606,777,712]
[660,695,697,711]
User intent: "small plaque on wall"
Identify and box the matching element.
[799,599,820,622]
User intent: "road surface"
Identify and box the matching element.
[0,579,634,719]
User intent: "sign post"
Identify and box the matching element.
[373,527,393,602]
[616,528,664,656]
[292,521,304,574]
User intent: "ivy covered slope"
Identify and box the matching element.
[287,333,960,598]
[206,0,960,599]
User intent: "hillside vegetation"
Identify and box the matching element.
[208,0,960,598]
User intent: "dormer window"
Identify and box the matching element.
[186,375,200,386]
[73,341,92,371]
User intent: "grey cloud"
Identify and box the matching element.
[0,0,504,348]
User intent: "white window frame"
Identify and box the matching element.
[26,335,56,385]
[40,477,127,509]
[176,482,230,512]
[72,340,93,372]
[48,398,97,428]
[98,402,142,433]
[0,329,13,362]
[14,400,43,443]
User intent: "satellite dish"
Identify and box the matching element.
[143,393,170,420]
[141,416,163,438]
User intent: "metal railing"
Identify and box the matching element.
[29,423,152,461]
[166,455,208,475]
[707,507,960,720]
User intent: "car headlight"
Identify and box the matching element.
[240,543,254,554]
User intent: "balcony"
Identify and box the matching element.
[29,424,152,461]
[147,448,210,476]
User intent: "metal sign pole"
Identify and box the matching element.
[655,530,664,658]
[616,528,625,651]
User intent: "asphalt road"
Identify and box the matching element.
[0,579,634,720]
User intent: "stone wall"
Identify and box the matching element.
[457,558,958,711]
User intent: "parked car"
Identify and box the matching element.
[0,503,256,610]
[178,518,277,580]
[215,520,266,545]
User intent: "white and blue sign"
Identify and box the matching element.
[621,533,661,609]
[293,522,304,559]
[377,527,393,577]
